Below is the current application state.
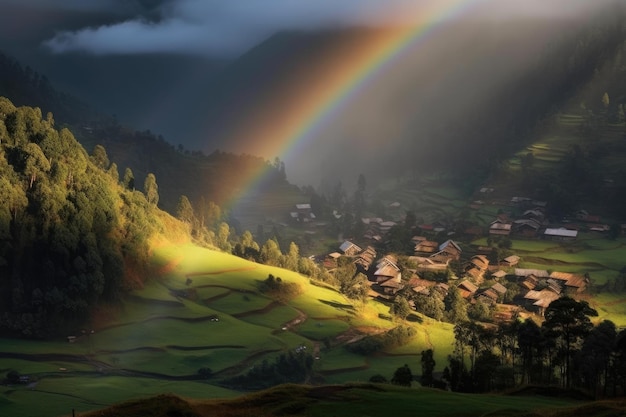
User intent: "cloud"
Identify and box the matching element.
[42,0,620,57]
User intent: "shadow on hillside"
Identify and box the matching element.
[406,313,423,324]
[319,299,355,312]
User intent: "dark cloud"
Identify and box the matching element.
[41,0,619,57]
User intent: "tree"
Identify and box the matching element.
[123,167,135,191]
[579,320,617,396]
[176,195,195,225]
[90,144,109,170]
[421,349,436,387]
[23,142,50,188]
[391,296,411,321]
[260,238,282,266]
[444,286,469,323]
[284,241,299,271]
[143,173,159,206]
[216,222,232,252]
[543,297,598,388]
[391,364,413,387]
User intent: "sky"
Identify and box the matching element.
[0,0,622,186]
[2,0,616,58]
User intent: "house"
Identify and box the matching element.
[355,246,377,271]
[477,288,499,304]
[292,203,316,223]
[376,255,399,270]
[544,228,578,241]
[433,240,462,261]
[491,282,507,296]
[458,279,479,299]
[323,252,341,269]
[465,267,483,281]
[374,262,401,284]
[380,279,404,295]
[414,240,439,255]
[491,270,507,280]
[489,220,512,236]
[339,240,362,256]
[549,271,588,293]
[515,268,549,278]
[524,290,560,315]
[512,219,542,237]
[501,255,520,267]
[523,209,545,222]
[411,256,449,272]
[520,274,540,291]
[468,255,490,271]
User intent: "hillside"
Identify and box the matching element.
[0,97,191,337]
[79,384,604,417]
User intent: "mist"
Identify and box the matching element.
[41,0,619,57]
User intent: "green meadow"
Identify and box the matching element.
[0,243,450,417]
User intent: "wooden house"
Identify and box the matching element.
[549,271,588,294]
[339,240,362,256]
[489,220,512,236]
[431,240,462,262]
[491,270,507,280]
[513,219,541,237]
[414,240,439,255]
[458,279,479,299]
[501,255,520,267]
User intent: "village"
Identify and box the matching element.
[288,193,604,322]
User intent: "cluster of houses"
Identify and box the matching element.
[486,199,610,242]
[325,236,589,319]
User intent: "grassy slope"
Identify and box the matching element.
[0,243,454,417]
[74,383,609,417]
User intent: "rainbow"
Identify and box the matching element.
[228,0,485,208]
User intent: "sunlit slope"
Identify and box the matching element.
[0,243,455,417]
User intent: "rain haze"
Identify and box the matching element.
[0,0,622,186]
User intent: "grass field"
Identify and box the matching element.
[72,383,602,417]
[0,243,458,417]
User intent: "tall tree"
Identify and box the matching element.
[176,195,195,225]
[143,173,159,206]
[543,297,598,388]
[123,167,135,191]
[420,349,436,387]
[90,144,110,170]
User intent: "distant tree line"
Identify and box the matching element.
[437,297,626,398]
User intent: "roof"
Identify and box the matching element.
[339,241,362,253]
[374,264,401,278]
[470,255,489,269]
[490,222,512,231]
[327,252,342,259]
[492,283,507,294]
[544,228,578,238]
[513,219,542,229]
[492,270,507,279]
[515,268,549,278]
[295,203,311,210]
[439,240,462,252]
[458,279,478,293]
[503,255,521,264]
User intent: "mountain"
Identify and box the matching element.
[179,9,626,187]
